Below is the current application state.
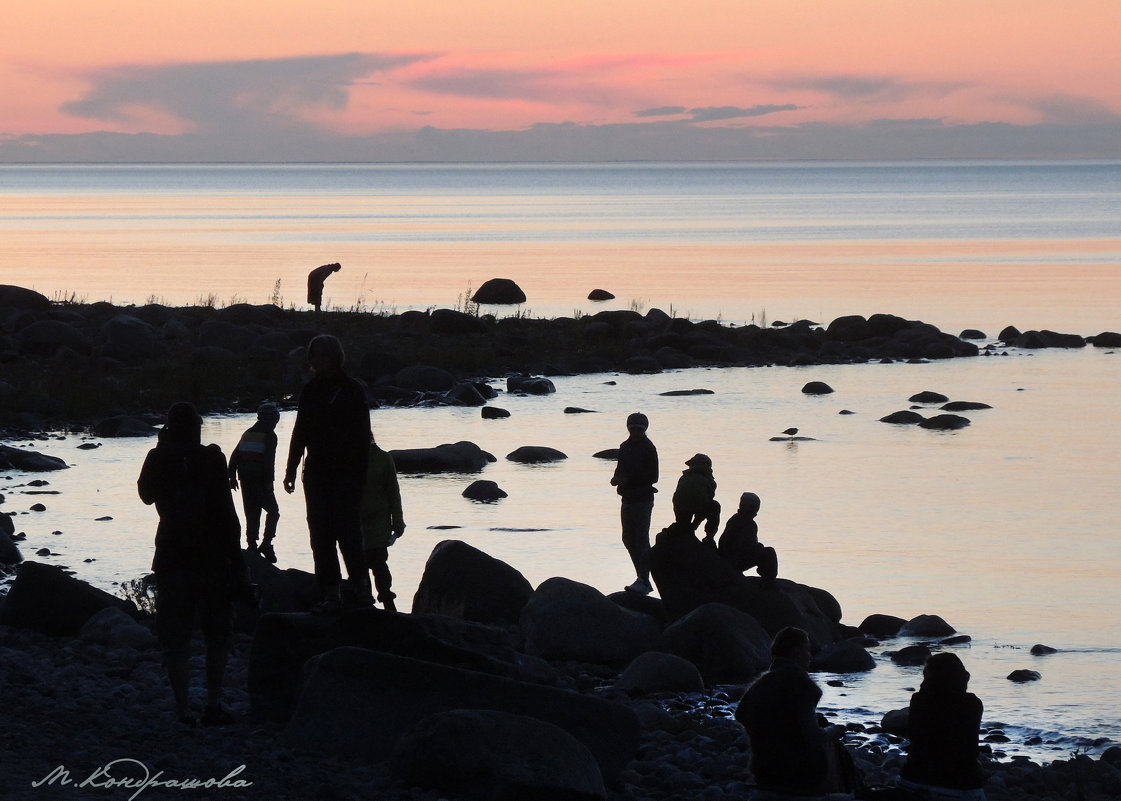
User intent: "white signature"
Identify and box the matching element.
[33,760,251,800]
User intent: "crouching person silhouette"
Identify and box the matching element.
[138,402,254,727]
[718,491,778,583]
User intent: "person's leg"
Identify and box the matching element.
[155,571,197,723]
[254,483,280,563]
[303,479,344,606]
[198,572,235,724]
[241,490,261,550]
[335,480,373,604]
[366,547,395,610]
[621,500,653,587]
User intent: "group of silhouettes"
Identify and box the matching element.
[609,412,986,801]
[137,332,403,726]
[137,320,987,799]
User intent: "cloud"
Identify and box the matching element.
[769,74,967,102]
[688,104,800,122]
[61,53,434,132]
[635,106,688,118]
[1017,94,1121,125]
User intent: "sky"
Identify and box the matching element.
[2,0,1120,162]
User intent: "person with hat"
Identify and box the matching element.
[610,412,659,594]
[671,453,721,543]
[228,402,282,562]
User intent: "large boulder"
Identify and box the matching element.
[91,415,158,438]
[412,540,533,624]
[248,608,524,723]
[811,638,876,673]
[0,444,69,472]
[430,308,488,335]
[0,561,138,635]
[648,525,843,648]
[899,614,956,638]
[472,278,527,305]
[285,647,639,786]
[506,446,568,464]
[507,375,556,395]
[859,613,907,638]
[100,314,160,364]
[614,651,704,697]
[79,606,157,650]
[198,319,257,352]
[653,603,772,685]
[393,364,456,392]
[15,319,93,357]
[390,441,494,473]
[392,709,606,801]
[519,577,662,666]
[1,531,22,565]
[0,285,51,310]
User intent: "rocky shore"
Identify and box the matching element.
[3,283,1118,436]
[3,537,1120,801]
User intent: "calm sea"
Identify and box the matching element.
[1,162,1119,762]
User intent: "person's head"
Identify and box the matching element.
[307,334,346,373]
[330,263,341,273]
[163,401,202,446]
[739,492,761,517]
[771,626,812,667]
[685,453,712,471]
[920,652,970,695]
[626,412,649,435]
[256,402,280,427]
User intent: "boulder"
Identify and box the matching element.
[825,315,872,342]
[0,444,69,472]
[1090,331,1121,348]
[198,319,257,352]
[881,708,910,737]
[446,382,488,407]
[91,415,158,438]
[15,319,93,357]
[101,314,160,363]
[811,638,876,673]
[481,406,511,420]
[390,441,494,473]
[998,325,1022,342]
[79,606,157,649]
[392,709,606,801]
[890,644,932,666]
[285,647,639,786]
[413,540,533,624]
[472,278,527,305]
[249,608,524,723]
[506,446,567,464]
[430,308,488,335]
[1008,669,1042,683]
[918,414,970,430]
[801,381,834,395]
[462,480,508,502]
[880,410,925,425]
[908,391,949,403]
[0,561,138,635]
[520,577,661,666]
[614,651,704,697]
[1,532,22,565]
[1012,330,1085,349]
[899,614,956,638]
[0,285,51,310]
[393,364,456,392]
[859,613,907,638]
[653,603,772,685]
[507,375,556,395]
[588,289,615,301]
[959,329,987,340]
[940,401,992,412]
[648,524,842,647]
[1031,644,1059,656]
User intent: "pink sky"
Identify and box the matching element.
[2,0,1119,160]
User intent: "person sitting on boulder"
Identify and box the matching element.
[735,626,857,797]
[228,402,281,563]
[898,652,987,800]
[360,433,406,612]
[671,453,720,545]
[717,491,778,583]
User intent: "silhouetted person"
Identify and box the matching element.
[671,453,721,544]
[610,412,659,594]
[284,334,372,613]
[360,434,405,612]
[735,626,855,796]
[717,491,778,583]
[307,262,341,312]
[900,653,987,799]
[138,401,251,726]
[228,402,281,563]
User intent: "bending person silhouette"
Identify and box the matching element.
[306,262,341,312]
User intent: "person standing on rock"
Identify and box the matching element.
[735,626,857,796]
[284,334,373,613]
[360,433,406,612]
[306,262,341,312]
[228,402,281,563]
[138,401,253,726]
[671,453,721,545]
[610,412,659,594]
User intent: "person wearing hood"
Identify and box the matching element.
[671,453,721,544]
[138,401,251,726]
[228,402,281,563]
[360,434,405,612]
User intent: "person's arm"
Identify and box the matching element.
[386,456,405,536]
[137,449,162,506]
[283,409,306,493]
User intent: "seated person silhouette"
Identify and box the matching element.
[671,453,721,545]
[899,652,987,800]
[735,627,855,797]
[717,491,778,583]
